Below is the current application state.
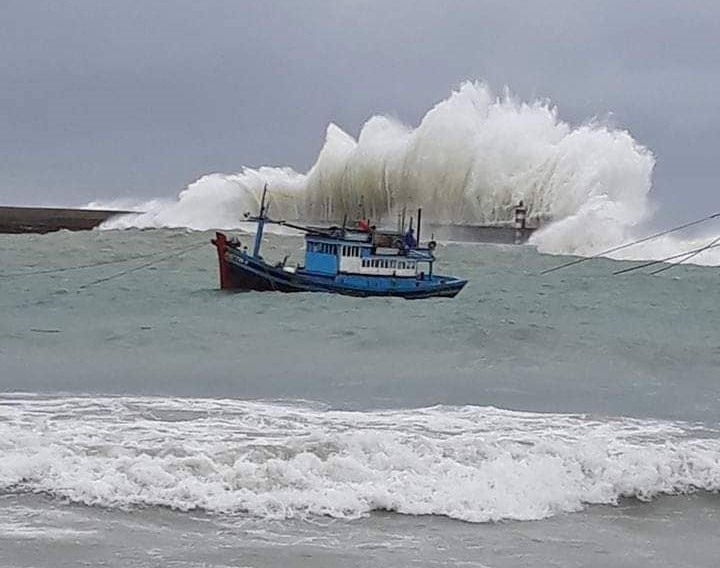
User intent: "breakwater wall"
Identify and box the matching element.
[0,206,133,234]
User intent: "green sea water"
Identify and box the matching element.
[1,229,719,567]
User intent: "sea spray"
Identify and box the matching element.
[103,82,655,231]
[96,82,720,264]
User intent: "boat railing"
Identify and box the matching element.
[406,248,434,261]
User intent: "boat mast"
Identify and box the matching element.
[416,207,422,245]
[252,184,268,258]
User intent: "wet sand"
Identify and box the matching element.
[1,492,718,568]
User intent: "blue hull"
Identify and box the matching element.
[213,235,467,299]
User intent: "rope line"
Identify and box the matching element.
[0,243,205,278]
[0,249,175,279]
[77,242,207,289]
[540,212,720,275]
[650,235,720,275]
[613,240,720,275]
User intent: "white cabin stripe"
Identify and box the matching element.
[339,256,417,277]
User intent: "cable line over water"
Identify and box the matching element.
[541,212,720,275]
[77,242,207,289]
[1,241,206,280]
[612,237,720,276]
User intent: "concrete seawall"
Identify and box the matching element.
[0,206,134,234]
[0,206,537,243]
[423,223,535,244]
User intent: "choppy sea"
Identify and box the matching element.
[1,228,719,567]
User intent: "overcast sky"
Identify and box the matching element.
[1,0,718,224]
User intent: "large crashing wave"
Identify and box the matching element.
[1,396,719,523]
[97,81,719,263]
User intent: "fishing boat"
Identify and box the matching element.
[211,187,467,299]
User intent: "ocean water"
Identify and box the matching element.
[1,228,719,567]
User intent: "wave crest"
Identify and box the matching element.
[100,82,653,231]
[2,397,718,523]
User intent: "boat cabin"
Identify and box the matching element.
[303,229,432,278]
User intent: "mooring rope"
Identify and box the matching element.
[540,212,720,275]
[613,237,720,276]
[649,235,720,275]
[76,242,207,289]
[0,242,205,280]
[0,251,170,279]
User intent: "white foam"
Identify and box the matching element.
[99,167,306,231]
[1,396,718,523]
[93,82,720,265]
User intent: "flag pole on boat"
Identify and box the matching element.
[416,207,422,245]
[252,183,269,258]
